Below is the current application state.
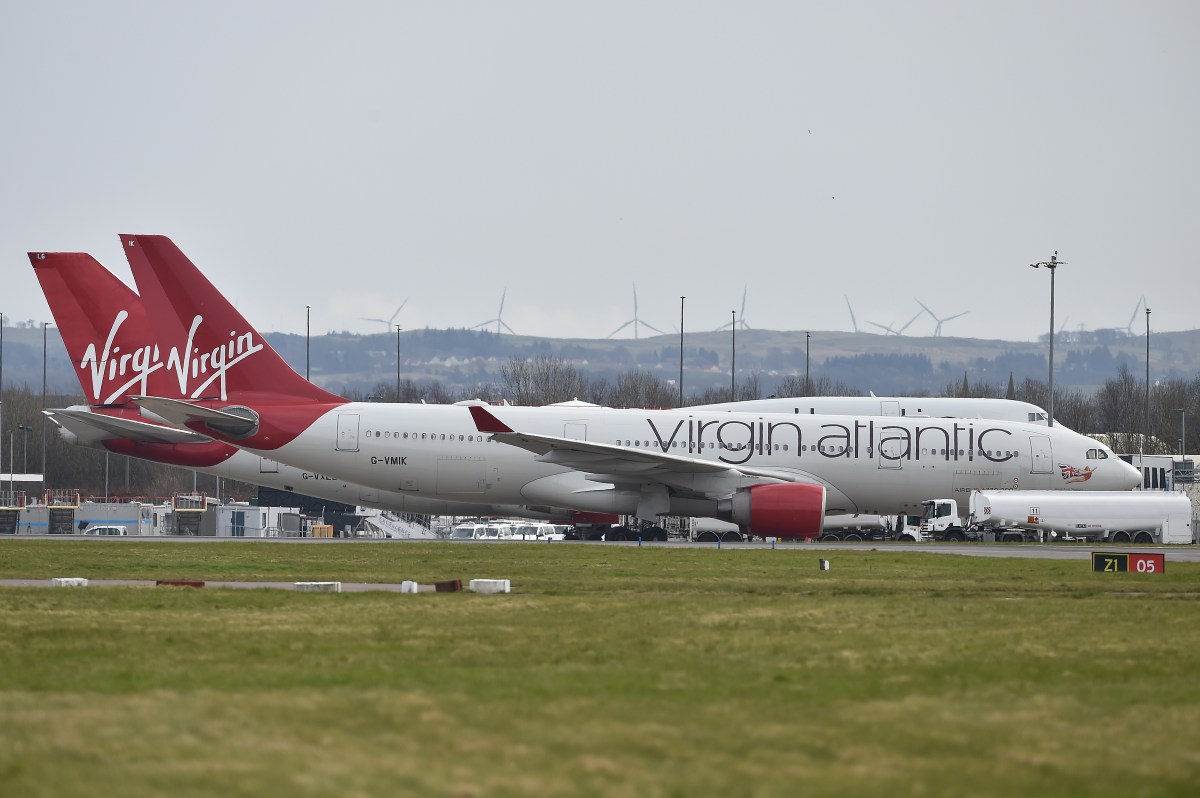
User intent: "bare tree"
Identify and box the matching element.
[499,354,596,406]
[606,370,676,408]
[1149,376,1199,455]
[1095,365,1143,450]
[941,378,1004,399]
[772,375,807,397]
[688,374,762,406]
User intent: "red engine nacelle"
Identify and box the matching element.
[728,483,827,539]
[571,511,620,525]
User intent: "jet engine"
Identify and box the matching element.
[724,483,827,539]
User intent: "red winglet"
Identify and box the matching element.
[469,405,513,433]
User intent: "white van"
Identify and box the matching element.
[81,525,129,537]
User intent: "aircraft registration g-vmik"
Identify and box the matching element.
[104,234,1140,540]
[30,250,579,523]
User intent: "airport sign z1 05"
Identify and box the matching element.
[1091,552,1165,574]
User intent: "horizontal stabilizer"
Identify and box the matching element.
[47,407,212,444]
[131,396,259,438]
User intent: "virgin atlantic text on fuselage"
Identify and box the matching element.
[639,416,1018,466]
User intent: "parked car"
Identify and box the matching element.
[81,525,129,537]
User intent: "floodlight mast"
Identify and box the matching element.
[1030,251,1065,427]
[1144,306,1151,459]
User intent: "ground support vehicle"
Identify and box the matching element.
[816,514,914,542]
[919,491,1193,544]
[80,524,129,536]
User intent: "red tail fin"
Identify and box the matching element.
[30,252,175,405]
[120,235,342,405]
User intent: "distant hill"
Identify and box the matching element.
[4,322,1197,399]
[270,325,1200,398]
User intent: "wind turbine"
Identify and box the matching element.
[844,295,860,333]
[866,310,923,336]
[608,283,664,339]
[714,286,751,332]
[915,299,970,337]
[473,289,516,334]
[1123,295,1146,336]
[361,299,408,333]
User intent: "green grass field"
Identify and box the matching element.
[1,540,1198,797]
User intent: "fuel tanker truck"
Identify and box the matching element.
[918,490,1193,544]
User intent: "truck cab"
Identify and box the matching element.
[894,514,924,542]
[919,499,967,542]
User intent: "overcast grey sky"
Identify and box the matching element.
[2,1,1196,343]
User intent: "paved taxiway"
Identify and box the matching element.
[0,578,414,591]
[4,534,1200,563]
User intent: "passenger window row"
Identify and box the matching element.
[363,430,488,442]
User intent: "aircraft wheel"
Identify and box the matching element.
[644,525,669,541]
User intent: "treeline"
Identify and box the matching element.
[0,387,197,499]
[5,320,1197,399]
[3,357,1196,499]
[358,355,1198,453]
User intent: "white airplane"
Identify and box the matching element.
[30,251,581,524]
[692,396,1054,427]
[113,235,1140,540]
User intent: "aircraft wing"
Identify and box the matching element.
[468,405,809,499]
[131,395,259,437]
[47,407,212,445]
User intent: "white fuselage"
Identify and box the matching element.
[692,396,1054,426]
[48,409,564,520]
[202,448,563,519]
[238,403,1139,519]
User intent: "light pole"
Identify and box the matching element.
[1,310,5,484]
[1144,306,1151,455]
[41,322,48,482]
[1175,408,1186,458]
[678,296,685,408]
[730,310,736,400]
[18,424,30,473]
[1029,251,1064,427]
[805,332,811,395]
[395,325,402,402]
[305,304,311,380]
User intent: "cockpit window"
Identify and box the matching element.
[1085,449,1110,460]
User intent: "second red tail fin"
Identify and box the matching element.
[121,234,343,406]
[31,252,175,405]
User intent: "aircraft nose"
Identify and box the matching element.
[1116,458,1142,490]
